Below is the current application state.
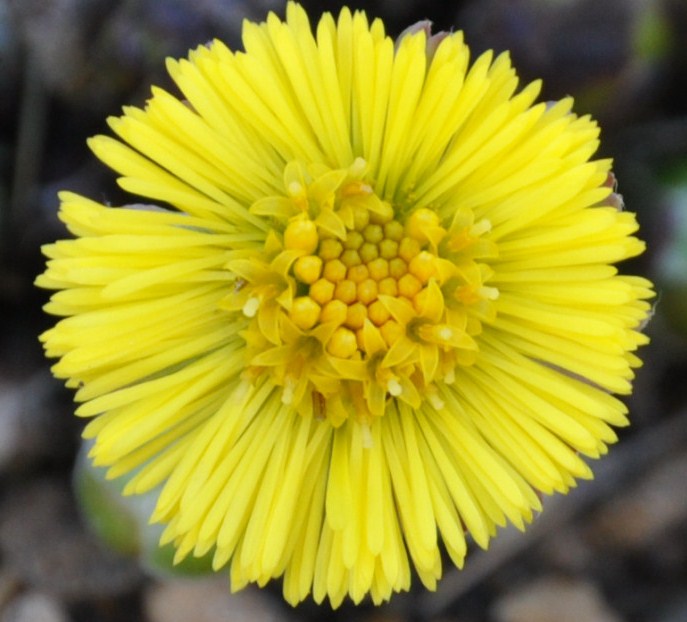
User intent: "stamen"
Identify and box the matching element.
[438,326,453,341]
[387,378,403,396]
[470,218,492,237]
[427,389,445,410]
[288,181,303,196]
[349,156,367,177]
[480,286,499,300]
[232,378,252,405]
[242,296,260,318]
[282,377,295,404]
[361,421,374,448]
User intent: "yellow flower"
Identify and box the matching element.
[37,2,654,608]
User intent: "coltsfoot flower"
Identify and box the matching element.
[37,2,654,608]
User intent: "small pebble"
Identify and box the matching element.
[144,578,290,622]
[490,576,623,622]
[589,450,687,550]
[0,478,142,601]
[1,592,70,622]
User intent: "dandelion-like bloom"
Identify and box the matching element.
[38,2,654,607]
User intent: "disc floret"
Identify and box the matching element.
[223,160,498,423]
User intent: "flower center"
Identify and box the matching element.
[222,160,499,425]
[288,204,442,357]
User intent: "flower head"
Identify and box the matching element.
[37,2,654,608]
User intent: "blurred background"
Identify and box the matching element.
[1,0,687,621]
